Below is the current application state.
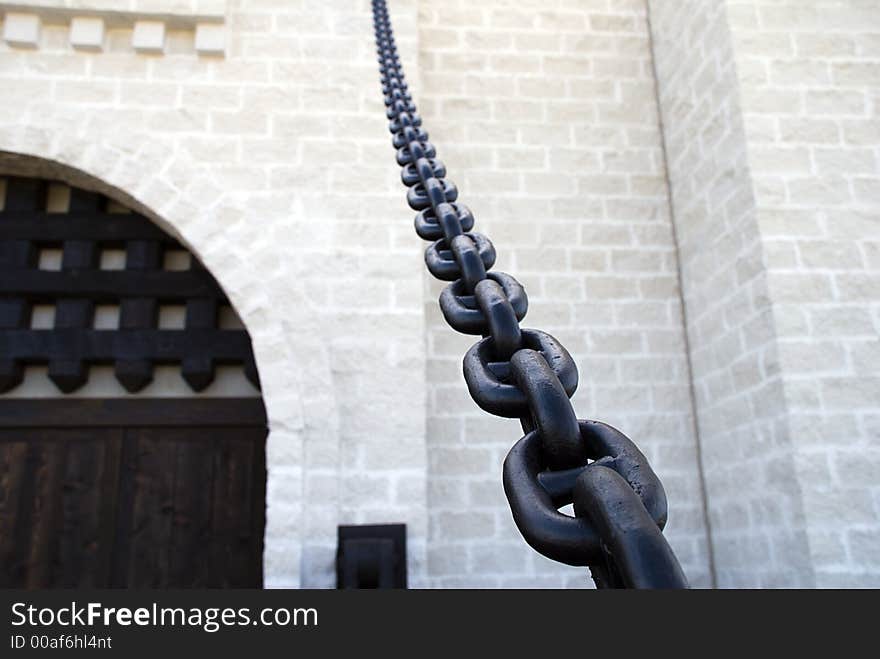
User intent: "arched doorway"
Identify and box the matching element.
[0,173,268,588]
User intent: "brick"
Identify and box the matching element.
[833,61,880,87]
[770,60,830,86]
[590,14,636,33]
[779,119,840,144]
[516,76,565,97]
[794,34,856,57]
[435,512,495,540]
[805,90,867,115]
[3,13,40,49]
[813,148,877,176]
[132,21,166,54]
[787,177,853,205]
[842,120,880,144]
[54,80,117,105]
[463,30,510,51]
[741,88,803,114]
[120,82,178,107]
[195,23,226,56]
[69,17,104,52]
[836,273,880,301]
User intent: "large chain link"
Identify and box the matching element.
[372,0,688,589]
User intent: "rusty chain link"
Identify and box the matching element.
[372,0,688,589]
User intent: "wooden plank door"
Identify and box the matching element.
[0,420,266,588]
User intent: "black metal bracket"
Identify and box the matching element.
[336,524,407,589]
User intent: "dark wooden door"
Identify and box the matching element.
[0,175,268,588]
[0,399,266,588]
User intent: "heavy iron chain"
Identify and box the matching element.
[372,0,688,589]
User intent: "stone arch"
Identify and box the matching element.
[0,134,335,587]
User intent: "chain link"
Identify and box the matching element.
[372,0,688,589]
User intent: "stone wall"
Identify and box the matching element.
[727,0,880,587]
[650,0,880,587]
